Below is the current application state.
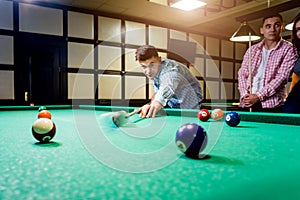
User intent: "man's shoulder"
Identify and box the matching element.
[278,40,298,58]
[252,39,294,50]
[161,58,181,69]
[162,58,178,65]
[251,40,264,50]
[278,39,295,50]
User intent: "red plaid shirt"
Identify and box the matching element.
[238,39,298,108]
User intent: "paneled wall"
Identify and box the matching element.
[0,0,14,100]
[0,0,247,105]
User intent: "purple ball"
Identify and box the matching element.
[175,123,207,158]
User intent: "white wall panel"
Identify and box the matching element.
[149,25,168,49]
[0,0,13,30]
[125,21,145,45]
[68,42,94,69]
[98,45,121,71]
[0,35,13,65]
[125,76,146,99]
[19,3,63,36]
[98,75,121,99]
[68,73,94,99]
[0,71,14,99]
[98,16,121,43]
[68,11,94,39]
[206,37,219,57]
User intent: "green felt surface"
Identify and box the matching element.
[1,106,300,199]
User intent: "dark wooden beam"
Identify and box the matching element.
[236,0,300,22]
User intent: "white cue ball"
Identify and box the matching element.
[112,111,128,127]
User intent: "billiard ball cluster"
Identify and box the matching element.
[198,108,225,122]
[197,109,241,127]
[32,106,56,143]
[175,109,242,158]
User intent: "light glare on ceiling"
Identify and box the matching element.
[170,0,207,11]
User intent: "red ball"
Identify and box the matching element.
[198,109,210,122]
[38,110,52,119]
[32,118,56,143]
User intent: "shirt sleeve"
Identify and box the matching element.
[154,69,180,106]
[238,47,251,100]
[256,45,298,101]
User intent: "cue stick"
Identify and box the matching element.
[125,107,142,118]
[249,32,253,112]
[28,56,33,104]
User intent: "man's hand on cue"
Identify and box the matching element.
[139,101,163,118]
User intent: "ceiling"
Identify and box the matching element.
[35,0,299,38]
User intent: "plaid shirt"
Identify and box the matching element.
[152,58,202,109]
[238,39,298,108]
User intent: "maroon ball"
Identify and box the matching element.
[32,118,56,143]
[198,109,210,122]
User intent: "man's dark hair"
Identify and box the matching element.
[135,45,159,61]
[262,13,283,25]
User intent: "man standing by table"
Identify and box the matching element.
[135,45,202,118]
[238,13,298,112]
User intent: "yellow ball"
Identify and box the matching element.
[211,109,224,121]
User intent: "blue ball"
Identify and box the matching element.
[175,123,207,158]
[225,111,241,127]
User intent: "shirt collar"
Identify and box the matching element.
[258,38,283,51]
[153,59,165,82]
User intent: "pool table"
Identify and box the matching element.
[1,105,300,200]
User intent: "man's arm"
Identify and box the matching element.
[141,70,180,118]
[139,93,156,118]
[238,48,251,106]
[256,46,298,102]
[289,72,300,92]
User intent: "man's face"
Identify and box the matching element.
[260,17,283,42]
[139,56,161,80]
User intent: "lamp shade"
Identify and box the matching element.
[285,13,300,30]
[285,22,293,30]
[230,22,261,42]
